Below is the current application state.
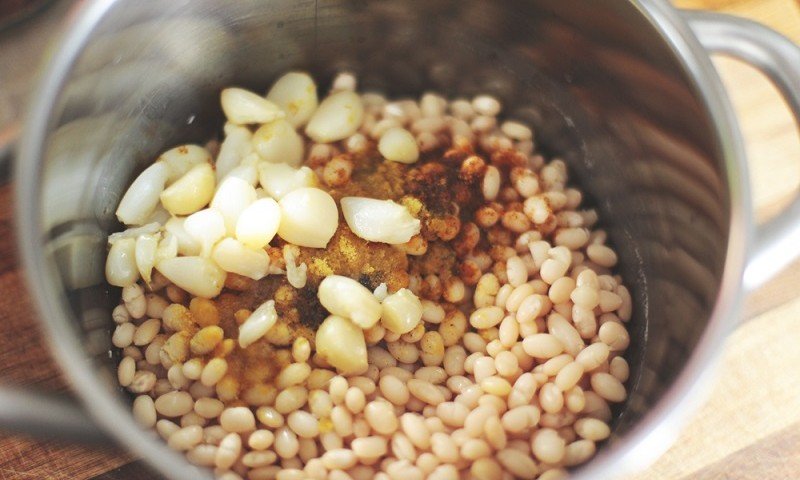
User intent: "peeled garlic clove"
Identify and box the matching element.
[164,217,201,256]
[241,152,261,167]
[378,127,419,164]
[305,91,364,143]
[116,162,168,225]
[252,119,304,167]
[106,238,139,287]
[318,275,381,329]
[108,223,161,244]
[184,208,226,257]
[277,188,338,248]
[283,245,307,289]
[235,198,281,249]
[160,163,215,215]
[135,234,159,284]
[316,315,368,375]
[156,232,179,263]
[286,262,307,289]
[266,72,318,127]
[223,164,259,187]
[211,238,270,280]
[216,123,253,181]
[155,256,226,298]
[221,87,285,125]
[159,145,212,184]
[373,283,388,302]
[381,288,423,334]
[146,206,171,226]
[211,177,258,236]
[258,162,317,200]
[239,300,277,348]
[331,72,357,92]
[340,197,420,244]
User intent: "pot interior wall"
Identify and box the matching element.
[36,0,728,463]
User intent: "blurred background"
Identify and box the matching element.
[0,0,799,478]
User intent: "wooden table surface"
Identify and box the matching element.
[0,0,799,479]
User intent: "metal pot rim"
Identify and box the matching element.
[14,1,751,478]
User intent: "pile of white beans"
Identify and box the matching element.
[109,71,633,480]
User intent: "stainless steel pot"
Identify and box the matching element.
[11,1,800,479]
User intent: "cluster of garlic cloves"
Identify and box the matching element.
[106,72,421,299]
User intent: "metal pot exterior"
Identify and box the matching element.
[15,1,755,478]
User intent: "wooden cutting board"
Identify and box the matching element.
[0,0,797,478]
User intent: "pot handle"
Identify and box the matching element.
[683,10,800,291]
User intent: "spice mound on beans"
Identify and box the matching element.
[108,71,633,480]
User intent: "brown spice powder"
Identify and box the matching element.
[195,141,510,396]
